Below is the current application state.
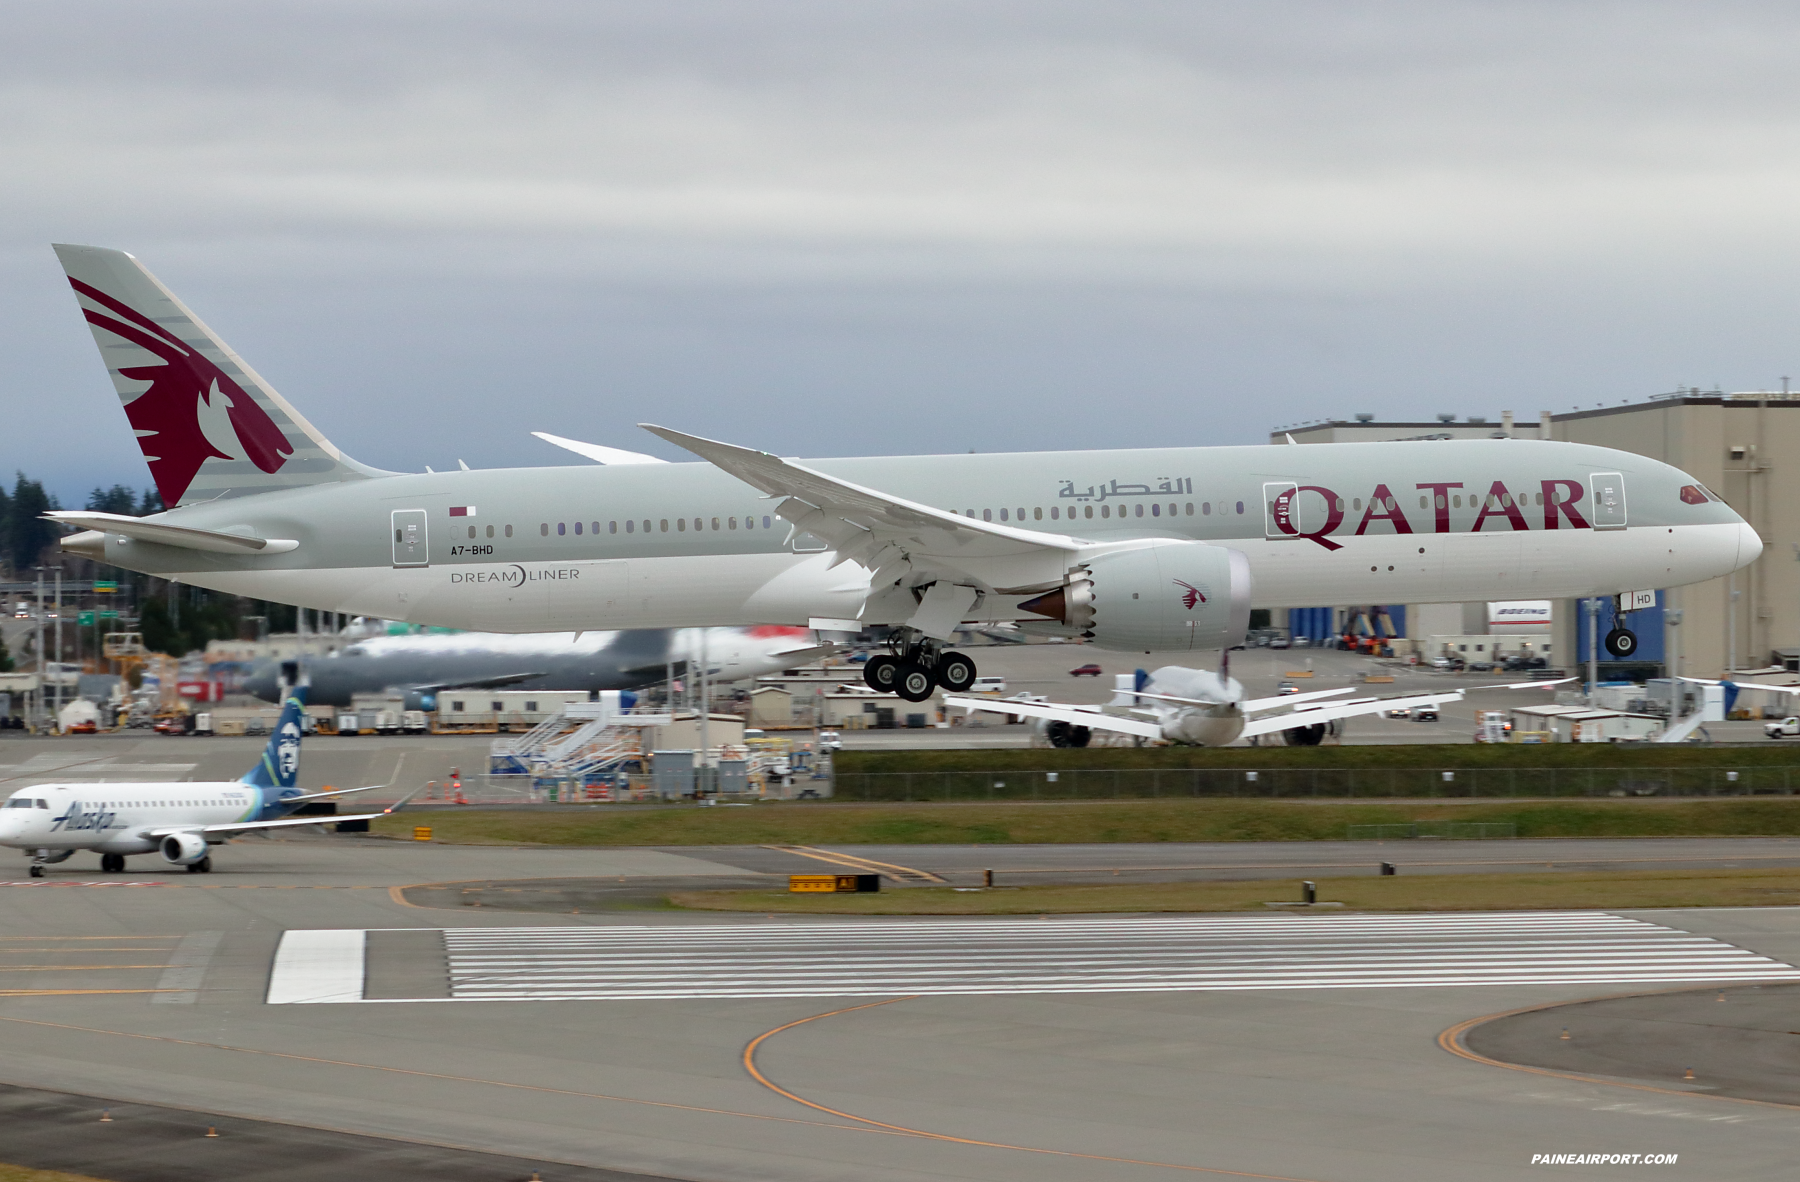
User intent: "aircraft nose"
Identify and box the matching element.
[1736,520,1764,570]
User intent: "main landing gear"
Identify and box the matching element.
[99,853,127,874]
[863,634,978,703]
[184,856,213,875]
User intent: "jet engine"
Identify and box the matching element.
[1020,543,1253,652]
[160,832,209,866]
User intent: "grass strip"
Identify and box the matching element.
[837,746,1800,773]
[0,1166,113,1182]
[668,867,1800,915]
[375,797,1800,846]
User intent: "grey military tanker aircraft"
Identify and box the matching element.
[46,245,1762,710]
[242,625,832,709]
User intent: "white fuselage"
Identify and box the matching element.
[0,784,264,854]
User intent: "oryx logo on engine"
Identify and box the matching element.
[1174,580,1208,610]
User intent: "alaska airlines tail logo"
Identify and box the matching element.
[1174,579,1208,610]
[69,278,292,505]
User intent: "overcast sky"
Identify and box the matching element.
[5,1,1800,504]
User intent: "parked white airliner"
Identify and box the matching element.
[42,245,1762,703]
[0,678,413,876]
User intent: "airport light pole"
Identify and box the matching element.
[33,568,43,731]
[1585,597,1600,705]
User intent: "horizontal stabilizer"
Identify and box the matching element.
[47,511,297,555]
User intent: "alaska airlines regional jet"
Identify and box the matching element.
[0,682,411,876]
[44,245,1762,710]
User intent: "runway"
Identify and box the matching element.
[4,839,1800,1180]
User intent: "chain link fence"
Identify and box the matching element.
[830,766,1799,801]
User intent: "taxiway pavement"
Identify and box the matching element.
[2,839,1799,1181]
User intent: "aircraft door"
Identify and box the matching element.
[1589,472,1627,531]
[391,509,429,567]
[1262,481,1300,540]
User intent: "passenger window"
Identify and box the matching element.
[999,509,1008,521]
[626,520,634,533]
[467,526,476,539]
[1151,504,1161,516]
[1017,507,1026,520]
[1453,495,1462,508]
[1418,496,1428,510]
[1235,501,1244,514]
[1050,506,1060,519]
[763,516,772,529]
[505,525,513,537]
[1352,499,1361,511]
[1033,507,1042,520]
[1101,505,1111,518]
[1134,504,1144,518]
[486,525,494,538]
[712,517,720,530]
[678,518,687,531]
[558,522,567,535]
[609,521,617,533]
[1084,505,1094,519]
[729,517,737,529]
[1203,502,1211,515]
[573,522,582,535]
[660,520,668,532]
[540,523,548,536]
[1185,503,1193,515]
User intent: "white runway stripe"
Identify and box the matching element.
[426,911,1800,1001]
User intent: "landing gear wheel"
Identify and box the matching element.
[1603,628,1638,659]
[28,864,43,878]
[935,652,977,693]
[894,662,935,702]
[863,655,901,694]
[185,856,212,875]
[100,853,124,874]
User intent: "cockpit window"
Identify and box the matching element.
[3,798,28,808]
[1679,485,1709,505]
[37,799,48,809]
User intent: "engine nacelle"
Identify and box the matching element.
[1023,543,1253,652]
[160,832,208,866]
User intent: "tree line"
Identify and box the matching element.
[5,474,296,659]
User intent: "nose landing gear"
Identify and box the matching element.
[1603,627,1639,659]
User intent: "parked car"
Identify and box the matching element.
[1411,707,1439,721]
[1268,636,1291,649]
[1276,681,1299,696]
[1765,717,1800,739]
[971,676,1007,694]
[817,730,843,752]
[1069,663,1104,677]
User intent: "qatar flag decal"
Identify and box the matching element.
[449,506,477,517]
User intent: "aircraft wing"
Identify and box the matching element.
[532,431,669,465]
[1238,691,1465,739]
[1686,677,1800,695]
[46,511,298,555]
[147,786,424,838]
[943,694,1165,739]
[1234,687,1357,712]
[403,671,547,694]
[640,425,1081,594]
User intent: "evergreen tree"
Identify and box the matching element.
[6,474,54,575]
[137,487,164,516]
[0,629,12,673]
[85,484,138,515]
[0,480,11,576]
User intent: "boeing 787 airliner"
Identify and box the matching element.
[42,245,1761,709]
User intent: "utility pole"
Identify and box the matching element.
[33,568,43,731]
[53,568,62,727]
[698,628,711,794]
[1585,597,1600,704]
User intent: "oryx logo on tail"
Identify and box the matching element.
[68,278,292,507]
[1175,579,1208,610]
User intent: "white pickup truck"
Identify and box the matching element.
[1765,717,1800,739]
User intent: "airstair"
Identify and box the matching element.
[488,692,671,782]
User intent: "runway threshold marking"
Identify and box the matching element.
[765,845,946,883]
[363,912,1800,1002]
[1438,989,1800,1113]
[742,998,1325,1180]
